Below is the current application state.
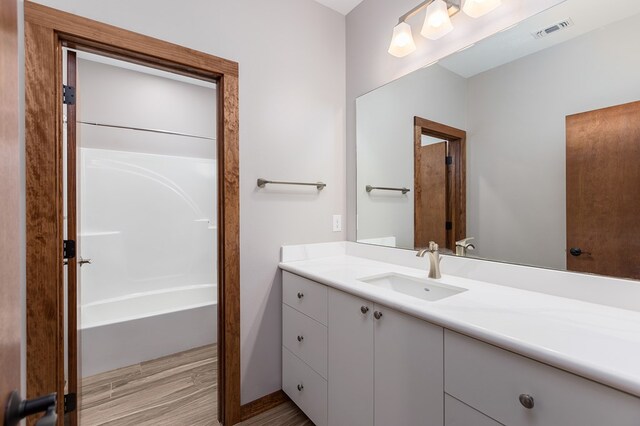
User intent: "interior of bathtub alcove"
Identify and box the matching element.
[63,49,218,423]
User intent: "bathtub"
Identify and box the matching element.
[80,284,217,378]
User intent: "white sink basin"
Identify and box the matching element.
[358,273,467,302]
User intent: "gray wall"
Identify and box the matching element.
[466,12,640,268]
[346,0,564,242]
[356,65,467,247]
[78,58,217,158]
[22,0,346,405]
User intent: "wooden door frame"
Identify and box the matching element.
[414,116,466,250]
[24,2,242,424]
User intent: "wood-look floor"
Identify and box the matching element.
[80,345,311,425]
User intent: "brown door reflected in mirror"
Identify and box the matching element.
[414,117,466,251]
[566,100,640,280]
[415,137,447,249]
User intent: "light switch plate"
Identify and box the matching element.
[332,215,342,232]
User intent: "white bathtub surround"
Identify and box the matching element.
[79,148,217,305]
[280,241,640,398]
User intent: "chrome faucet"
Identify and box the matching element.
[455,237,476,257]
[416,241,442,279]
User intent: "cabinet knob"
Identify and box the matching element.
[297,292,304,299]
[297,384,304,392]
[519,394,534,409]
[373,311,383,320]
[360,306,369,314]
[297,335,304,342]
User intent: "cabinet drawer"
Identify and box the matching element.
[445,331,640,426]
[283,303,328,379]
[445,394,501,426]
[283,271,328,325]
[283,346,328,426]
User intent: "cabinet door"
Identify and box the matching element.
[328,289,374,426]
[374,304,444,426]
[445,394,501,426]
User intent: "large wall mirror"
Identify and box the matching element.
[356,0,640,281]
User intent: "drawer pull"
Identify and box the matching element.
[297,384,304,392]
[519,394,535,409]
[360,306,369,314]
[373,311,383,320]
[297,335,304,342]
[297,292,304,299]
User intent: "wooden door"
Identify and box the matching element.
[0,0,21,419]
[414,116,467,251]
[566,101,640,279]
[373,305,444,426]
[414,134,447,249]
[327,289,374,426]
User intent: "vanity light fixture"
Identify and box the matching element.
[388,22,417,57]
[388,0,502,57]
[421,0,454,40]
[462,0,502,18]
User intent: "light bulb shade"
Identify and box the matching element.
[421,0,454,40]
[462,0,502,18]
[388,22,417,57]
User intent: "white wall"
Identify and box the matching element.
[356,65,466,247]
[24,0,346,404]
[466,11,640,269]
[346,0,565,241]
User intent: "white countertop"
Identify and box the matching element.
[280,254,640,398]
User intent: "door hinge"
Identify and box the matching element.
[63,240,76,259]
[64,393,77,413]
[63,85,76,105]
[445,156,453,165]
[446,221,453,230]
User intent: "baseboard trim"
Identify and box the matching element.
[239,390,290,422]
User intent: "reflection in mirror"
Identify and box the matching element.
[356,0,640,280]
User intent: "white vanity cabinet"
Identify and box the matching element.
[445,331,640,426]
[328,288,444,426]
[444,394,501,426]
[283,269,444,426]
[282,270,640,426]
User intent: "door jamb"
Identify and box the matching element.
[414,116,467,250]
[24,2,241,424]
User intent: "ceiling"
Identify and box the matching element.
[314,0,364,15]
[439,0,640,78]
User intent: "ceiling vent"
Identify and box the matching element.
[532,18,574,39]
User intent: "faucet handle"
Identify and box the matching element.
[428,241,439,251]
[456,237,475,247]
